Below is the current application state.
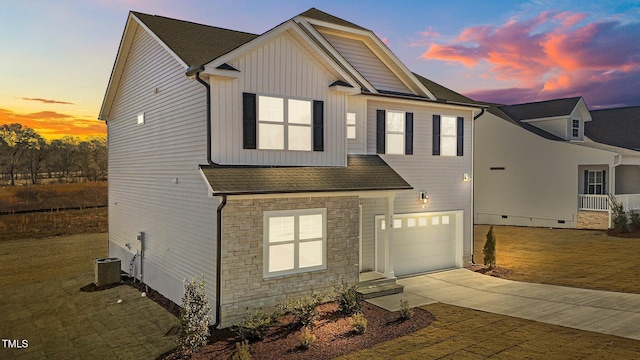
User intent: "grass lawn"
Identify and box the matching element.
[0,233,179,359]
[473,225,640,294]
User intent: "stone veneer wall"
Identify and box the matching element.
[577,210,609,230]
[219,196,360,327]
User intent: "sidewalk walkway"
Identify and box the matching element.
[368,268,640,341]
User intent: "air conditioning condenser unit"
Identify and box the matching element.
[94,257,121,286]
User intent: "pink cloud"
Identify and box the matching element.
[420,11,640,107]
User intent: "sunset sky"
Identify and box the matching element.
[1,0,639,140]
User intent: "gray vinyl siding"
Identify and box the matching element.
[107,25,218,307]
[616,165,640,194]
[210,31,346,166]
[474,112,614,228]
[527,118,569,140]
[347,98,367,154]
[365,99,474,258]
[321,33,410,94]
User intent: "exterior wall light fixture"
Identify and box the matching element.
[463,173,471,182]
[419,190,429,206]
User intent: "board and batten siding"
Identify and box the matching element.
[107,25,218,307]
[347,98,367,154]
[210,30,347,166]
[364,100,474,260]
[320,32,410,94]
[474,112,614,228]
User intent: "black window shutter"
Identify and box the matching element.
[457,116,464,156]
[432,115,441,156]
[602,170,606,194]
[405,112,413,155]
[242,93,257,149]
[376,110,386,154]
[313,100,324,152]
[584,170,588,194]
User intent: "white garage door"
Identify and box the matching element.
[376,211,462,276]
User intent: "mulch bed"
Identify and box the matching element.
[169,302,435,360]
[469,264,513,278]
[607,227,640,238]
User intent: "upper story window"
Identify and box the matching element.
[258,96,311,151]
[243,93,324,152]
[572,119,580,138]
[263,208,327,278]
[346,112,356,139]
[137,112,145,125]
[433,115,463,157]
[376,109,413,155]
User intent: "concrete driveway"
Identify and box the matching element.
[368,269,640,341]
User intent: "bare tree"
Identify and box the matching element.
[0,123,40,186]
[23,135,48,184]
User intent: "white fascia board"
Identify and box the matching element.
[329,84,361,95]
[131,13,188,69]
[305,18,436,100]
[198,169,216,197]
[294,18,376,93]
[99,16,138,120]
[202,20,360,88]
[359,93,482,112]
[575,97,592,122]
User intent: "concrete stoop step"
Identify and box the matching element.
[357,277,404,300]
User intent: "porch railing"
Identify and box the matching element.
[579,194,609,211]
[616,194,640,211]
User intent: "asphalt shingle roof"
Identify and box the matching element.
[412,73,477,104]
[132,12,258,68]
[200,155,412,195]
[299,8,368,31]
[586,106,640,151]
[499,97,581,121]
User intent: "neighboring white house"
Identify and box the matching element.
[99,8,481,327]
[475,97,640,230]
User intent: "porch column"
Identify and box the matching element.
[384,195,395,279]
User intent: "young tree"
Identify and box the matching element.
[23,135,48,184]
[483,226,497,269]
[178,275,212,355]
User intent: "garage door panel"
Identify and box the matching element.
[375,212,460,276]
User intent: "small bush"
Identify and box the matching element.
[610,195,629,233]
[630,210,640,230]
[350,313,367,334]
[232,308,274,341]
[333,281,362,315]
[281,292,325,328]
[399,299,413,320]
[178,275,212,355]
[483,226,497,268]
[230,341,251,360]
[299,327,316,349]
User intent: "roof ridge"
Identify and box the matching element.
[131,11,258,37]
[500,96,582,108]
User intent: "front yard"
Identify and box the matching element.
[473,225,640,294]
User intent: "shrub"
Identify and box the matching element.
[299,327,316,349]
[333,281,362,315]
[230,341,251,360]
[350,313,367,334]
[178,275,212,355]
[630,210,640,230]
[281,292,325,328]
[399,299,413,320]
[483,226,497,268]
[610,195,629,233]
[232,308,274,341]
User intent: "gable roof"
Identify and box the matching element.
[485,103,565,141]
[200,155,412,195]
[412,73,477,104]
[299,8,368,31]
[586,106,640,151]
[132,12,258,68]
[499,97,582,121]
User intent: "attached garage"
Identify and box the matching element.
[375,211,463,276]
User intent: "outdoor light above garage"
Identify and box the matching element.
[419,190,429,206]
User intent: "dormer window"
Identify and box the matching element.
[572,119,580,138]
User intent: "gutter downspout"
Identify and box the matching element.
[186,65,224,328]
[470,108,485,265]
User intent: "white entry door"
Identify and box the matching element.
[375,211,462,276]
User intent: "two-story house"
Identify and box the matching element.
[99,8,481,327]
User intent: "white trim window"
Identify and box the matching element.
[586,170,604,194]
[386,111,405,155]
[263,208,327,277]
[440,115,457,156]
[347,112,356,139]
[572,119,580,138]
[258,95,312,151]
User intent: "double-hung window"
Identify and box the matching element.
[376,109,413,155]
[585,170,605,195]
[263,208,327,278]
[243,93,324,151]
[433,115,464,156]
[346,112,356,139]
[572,119,580,138]
[258,96,311,151]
